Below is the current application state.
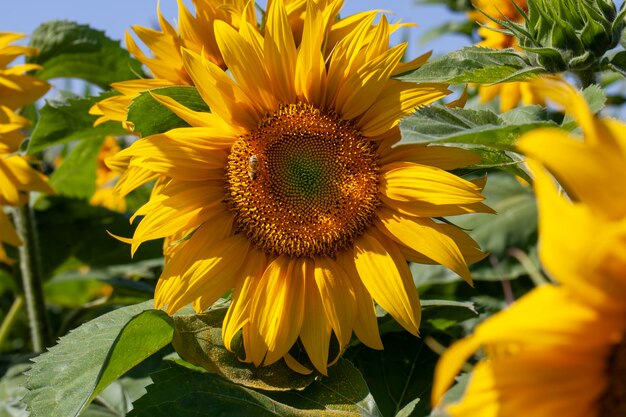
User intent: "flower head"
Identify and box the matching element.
[109,0,488,374]
[433,78,626,417]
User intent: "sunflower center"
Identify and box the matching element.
[602,335,626,417]
[226,103,379,257]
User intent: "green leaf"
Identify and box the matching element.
[400,105,555,151]
[398,47,544,84]
[49,136,105,199]
[266,359,381,416]
[0,360,31,417]
[427,373,470,417]
[453,172,537,256]
[172,309,316,391]
[34,197,163,278]
[128,361,381,417]
[347,332,439,417]
[126,86,210,137]
[28,20,144,88]
[28,92,127,154]
[378,300,477,334]
[24,302,174,417]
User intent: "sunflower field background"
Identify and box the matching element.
[2,0,626,416]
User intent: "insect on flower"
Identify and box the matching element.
[248,155,260,180]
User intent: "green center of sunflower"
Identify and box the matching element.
[602,335,626,417]
[226,102,379,258]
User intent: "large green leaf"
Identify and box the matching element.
[0,360,30,417]
[28,92,127,154]
[427,373,470,417]
[129,361,380,417]
[172,309,316,391]
[49,136,105,199]
[346,332,440,417]
[126,86,210,137]
[399,105,555,151]
[34,197,162,278]
[28,20,144,88]
[24,302,173,417]
[398,47,544,84]
[454,172,537,256]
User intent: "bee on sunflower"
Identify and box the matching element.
[108,0,490,374]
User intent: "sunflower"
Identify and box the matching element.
[108,0,489,374]
[467,0,547,112]
[432,78,626,417]
[0,34,53,263]
[0,33,49,110]
[88,136,127,212]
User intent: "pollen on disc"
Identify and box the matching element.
[226,103,380,258]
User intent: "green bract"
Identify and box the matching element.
[493,0,626,72]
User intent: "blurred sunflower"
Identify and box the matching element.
[433,78,626,417]
[468,0,545,111]
[0,34,53,263]
[0,33,49,110]
[89,136,127,212]
[109,0,489,374]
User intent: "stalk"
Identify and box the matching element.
[12,205,50,352]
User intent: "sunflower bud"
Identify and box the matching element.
[496,0,626,72]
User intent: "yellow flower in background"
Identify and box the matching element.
[89,136,127,213]
[0,34,53,264]
[468,0,545,112]
[433,78,626,417]
[0,33,49,110]
[108,0,489,374]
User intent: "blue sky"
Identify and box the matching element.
[0,0,471,57]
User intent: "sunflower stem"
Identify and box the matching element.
[12,204,50,352]
[0,295,24,350]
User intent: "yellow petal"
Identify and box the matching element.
[181,48,259,130]
[353,230,421,335]
[314,256,356,348]
[222,248,267,351]
[0,209,21,247]
[159,234,249,313]
[214,21,277,113]
[295,0,326,106]
[380,162,484,205]
[337,250,383,350]
[250,256,305,366]
[379,144,481,170]
[264,0,297,103]
[358,80,449,137]
[376,207,483,283]
[301,262,332,375]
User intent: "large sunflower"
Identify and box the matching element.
[0,34,53,263]
[109,0,489,374]
[468,0,546,112]
[433,79,626,417]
